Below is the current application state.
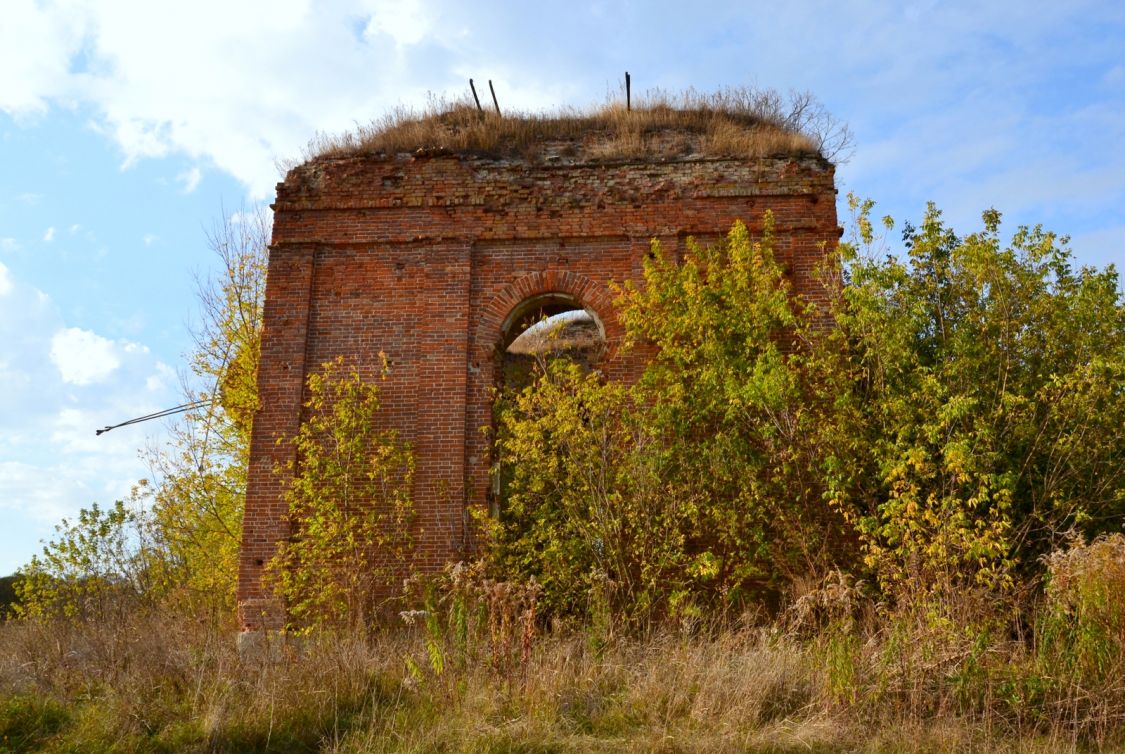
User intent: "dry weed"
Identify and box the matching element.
[3,594,1124,752]
[298,87,851,168]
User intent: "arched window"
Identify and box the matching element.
[491,293,607,514]
[499,292,606,392]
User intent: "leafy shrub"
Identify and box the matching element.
[267,356,415,630]
[492,201,1124,629]
[14,498,166,621]
[825,198,1124,609]
[493,218,850,625]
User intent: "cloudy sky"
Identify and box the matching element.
[1,0,1123,575]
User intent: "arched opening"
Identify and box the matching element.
[499,293,606,392]
[491,293,607,515]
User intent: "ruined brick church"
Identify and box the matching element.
[237,106,840,632]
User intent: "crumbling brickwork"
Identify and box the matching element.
[237,147,839,631]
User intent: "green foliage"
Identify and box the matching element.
[267,356,415,629]
[0,575,22,619]
[1038,534,1125,686]
[619,216,847,601]
[494,219,846,623]
[0,695,70,753]
[14,497,165,620]
[493,360,676,622]
[829,196,1125,605]
[823,630,860,705]
[492,202,1124,626]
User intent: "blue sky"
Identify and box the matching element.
[1,0,1123,575]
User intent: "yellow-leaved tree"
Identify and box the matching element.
[266,357,415,631]
[16,208,269,620]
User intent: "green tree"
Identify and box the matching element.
[144,208,268,613]
[493,218,847,623]
[267,356,415,630]
[15,497,165,620]
[827,197,1125,604]
[16,208,268,619]
[618,217,848,601]
[492,359,676,622]
[493,205,1124,625]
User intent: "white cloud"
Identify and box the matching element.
[0,238,18,252]
[0,460,85,525]
[145,362,175,393]
[0,0,503,196]
[177,166,202,193]
[0,262,11,296]
[0,0,86,115]
[0,0,1120,216]
[49,327,121,385]
[0,267,178,573]
[142,233,158,246]
[43,226,55,242]
[364,0,433,46]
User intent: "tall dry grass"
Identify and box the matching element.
[298,87,850,167]
[3,608,1122,750]
[3,539,1124,752]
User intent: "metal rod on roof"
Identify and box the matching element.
[625,71,631,111]
[488,80,500,115]
[469,79,483,112]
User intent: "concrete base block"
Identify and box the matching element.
[236,629,286,663]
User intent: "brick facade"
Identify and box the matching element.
[237,147,839,631]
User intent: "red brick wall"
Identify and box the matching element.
[237,151,839,631]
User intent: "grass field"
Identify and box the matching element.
[3,584,1122,754]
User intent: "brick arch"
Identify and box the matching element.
[475,270,623,360]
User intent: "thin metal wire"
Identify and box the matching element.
[95,399,210,435]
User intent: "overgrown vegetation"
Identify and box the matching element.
[3,547,1125,752]
[4,187,1123,750]
[146,207,268,611]
[302,87,851,164]
[827,200,1124,605]
[491,217,845,625]
[266,356,415,631]
[491,199,1123,627]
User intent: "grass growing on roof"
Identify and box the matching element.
[300,87,851,164]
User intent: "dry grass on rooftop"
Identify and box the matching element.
[302,87,851,165]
